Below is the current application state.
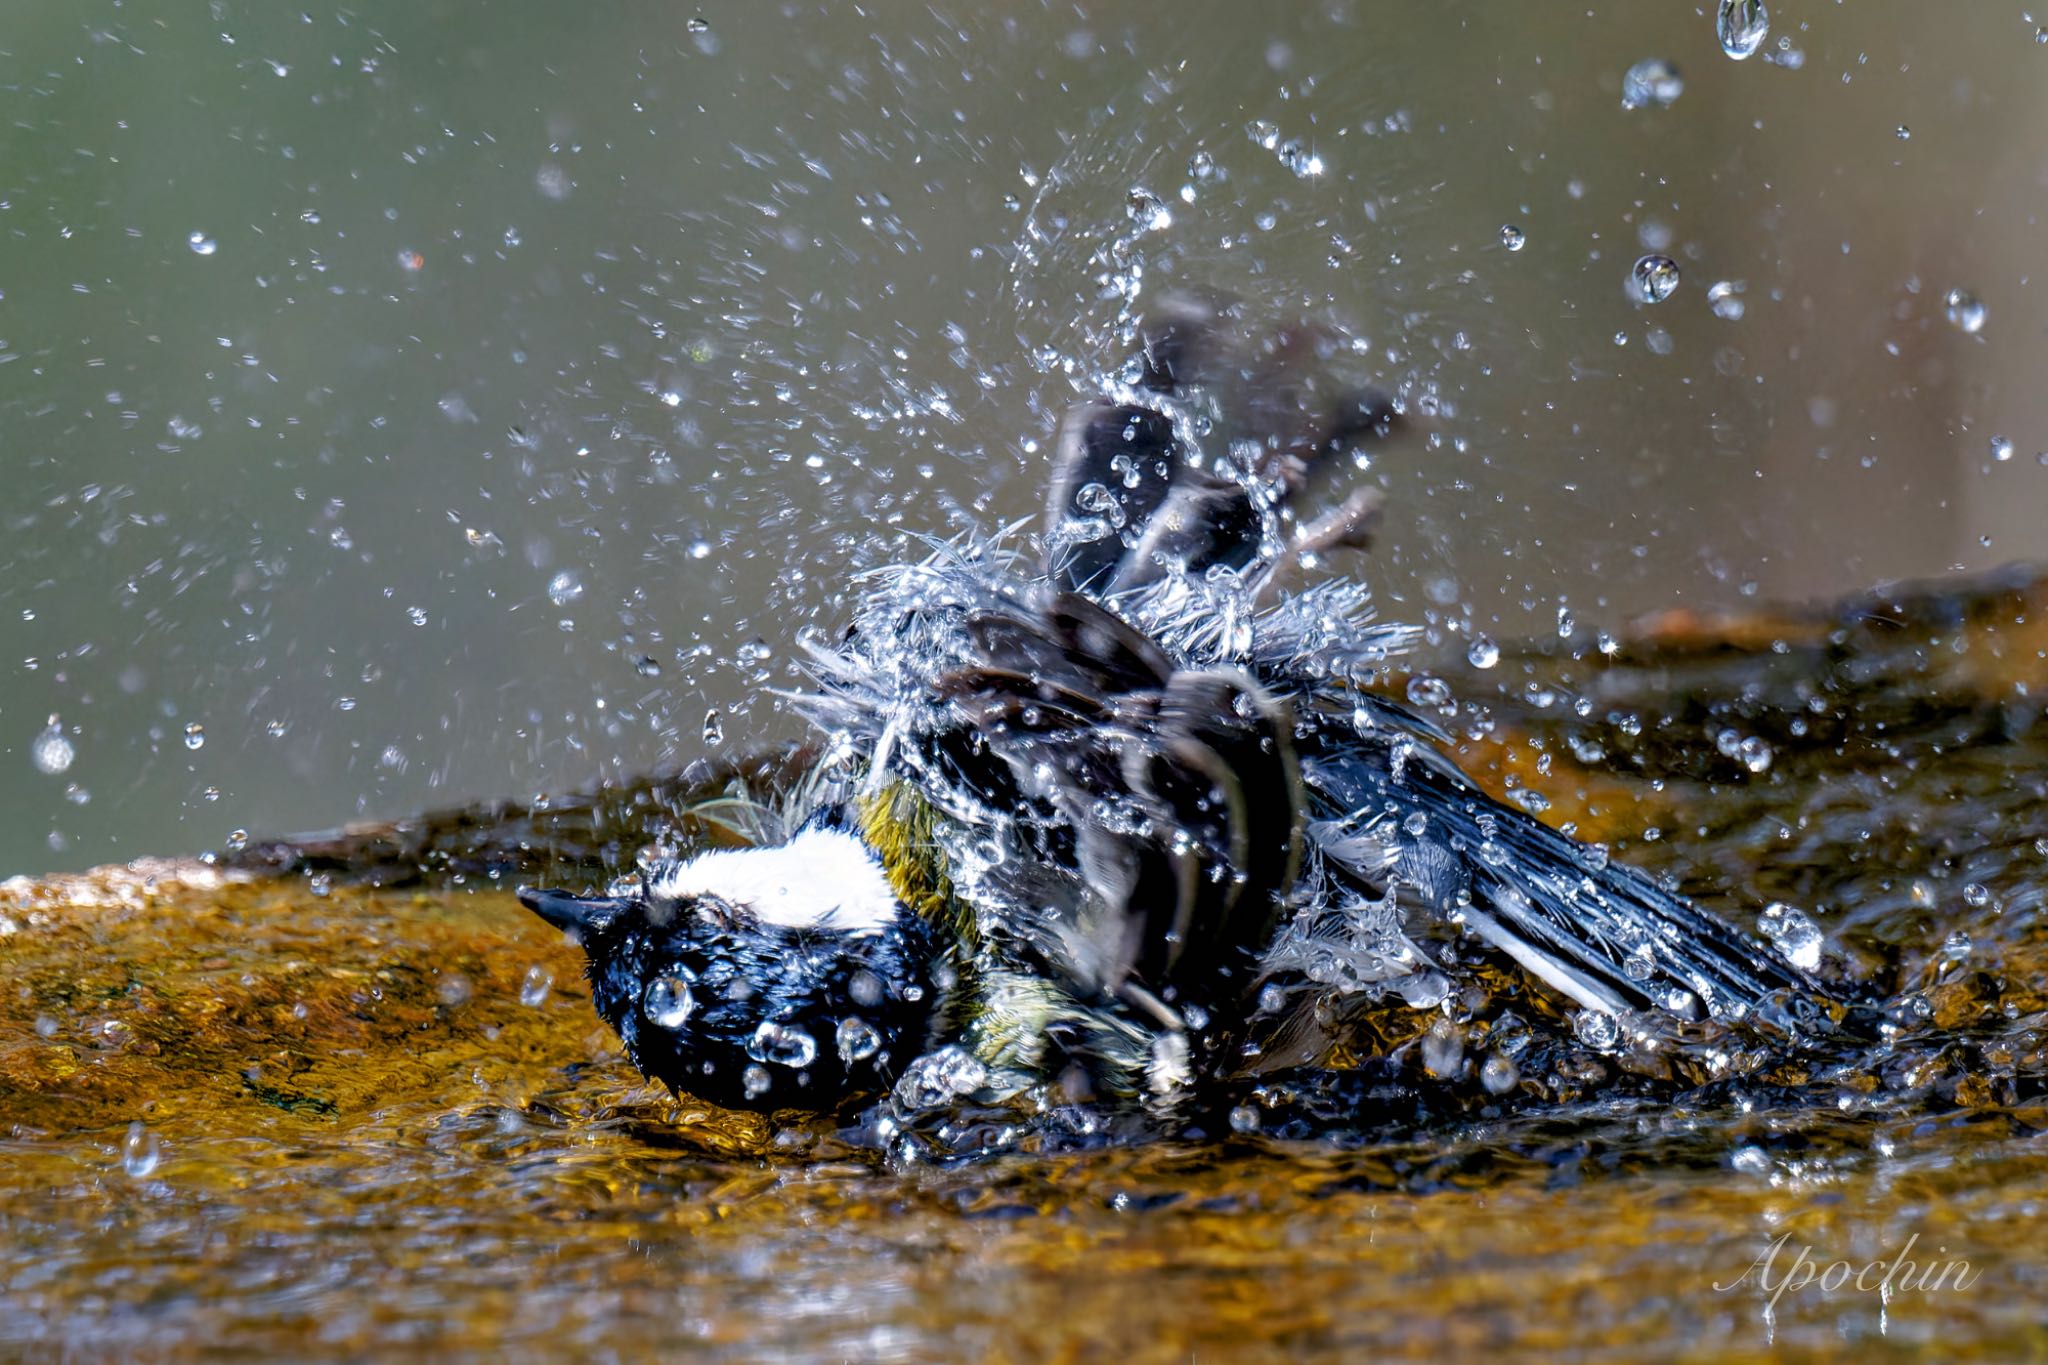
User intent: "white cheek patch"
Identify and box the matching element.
[650,827,901,932]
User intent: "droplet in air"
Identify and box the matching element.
[1630,254,1681,303]
[187,232,218,256]
[1573,1009,1621,1051]
[1467,636,1500,669]
[183,722,206,751]
[748,1021,818,1069]
[643,973,695,1028]
[1480,1054,1519,1095]
[1716,0,1769,60]
[1420,1023,1464,1079]
[1500,224,1526,251]
[1894,125,1911,140]
[31,718,74,775]
[1991,436,2014,462]
[836,1016,882,1064]
[1621,58,1684,110]
[1758,901,1825,971]
[702,709,724,746]
[122,1122,161,1179]
[1707,279,1746,320]
[520,965,554,1007]
[1944,288,1987,334]
[1405,675,1453,709]
[546,570,583,606]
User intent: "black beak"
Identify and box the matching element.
[517,885,632,934]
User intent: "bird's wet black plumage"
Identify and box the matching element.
[522,293,1833,1121]
[518,878,941,1111]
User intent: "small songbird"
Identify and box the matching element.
[520,294,1820,1118]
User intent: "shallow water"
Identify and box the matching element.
[5,568,2046,1359]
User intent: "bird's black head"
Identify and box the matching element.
[519,858,941,1113]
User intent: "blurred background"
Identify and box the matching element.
[5,0,2046,876]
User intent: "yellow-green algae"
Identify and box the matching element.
[4,568,2048,1358]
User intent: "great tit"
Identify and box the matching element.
[519,295,1821,1118]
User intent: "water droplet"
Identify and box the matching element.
[1630,254,1681,304]
[1480,1054,1519,1095]
[1962,882,1992,909]
[1500,224,1526,251]
[1402,810,1428,837]
[1621,58,1684,110]
[1991,435,2015,462]
[1244,119,1281,151]
[748,1021,818,1069]
[1758,901,1824,971]
[742,1063,772,1100]
[436,973,473,1008]
[892,1044,990,1109]
[1228,1104,1261,1133]
[686,15,709,32]
[1186,149,1222,182]
[166,415,203,440]
[1420,1023,1464,1079]
[534,163,571,201]
[1623,942,1658,982]
[224,829,248,852]
[1737,735,1774,774]
[1573,1010,1621,1050]
[1124,186,1173,233]
[836,1016,882,1064]
[702,709,724,746]
[1466,635,1500,669]
[1707,279,1746,320]
[1275,138,1324,178]
[122,1122,161,1178]
[519,965,554,1007]
[396,248,425,273]
[187,231,217,256]
[1944,287,1987,334]
[643,973,695,1028]
[183,722,206,751]
[1894,124,1911,140]
[1405,675,1453,708]
[546,570,583,606]
[308,872,333,898]
[31,718,74,775]
[1716,0,1769,60]
[1731,1143,1771,1174]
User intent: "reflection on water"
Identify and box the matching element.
[4,567,2046,1356]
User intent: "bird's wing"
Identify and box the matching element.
[1299,727,1817,1022]
[933,593,1303,1017]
